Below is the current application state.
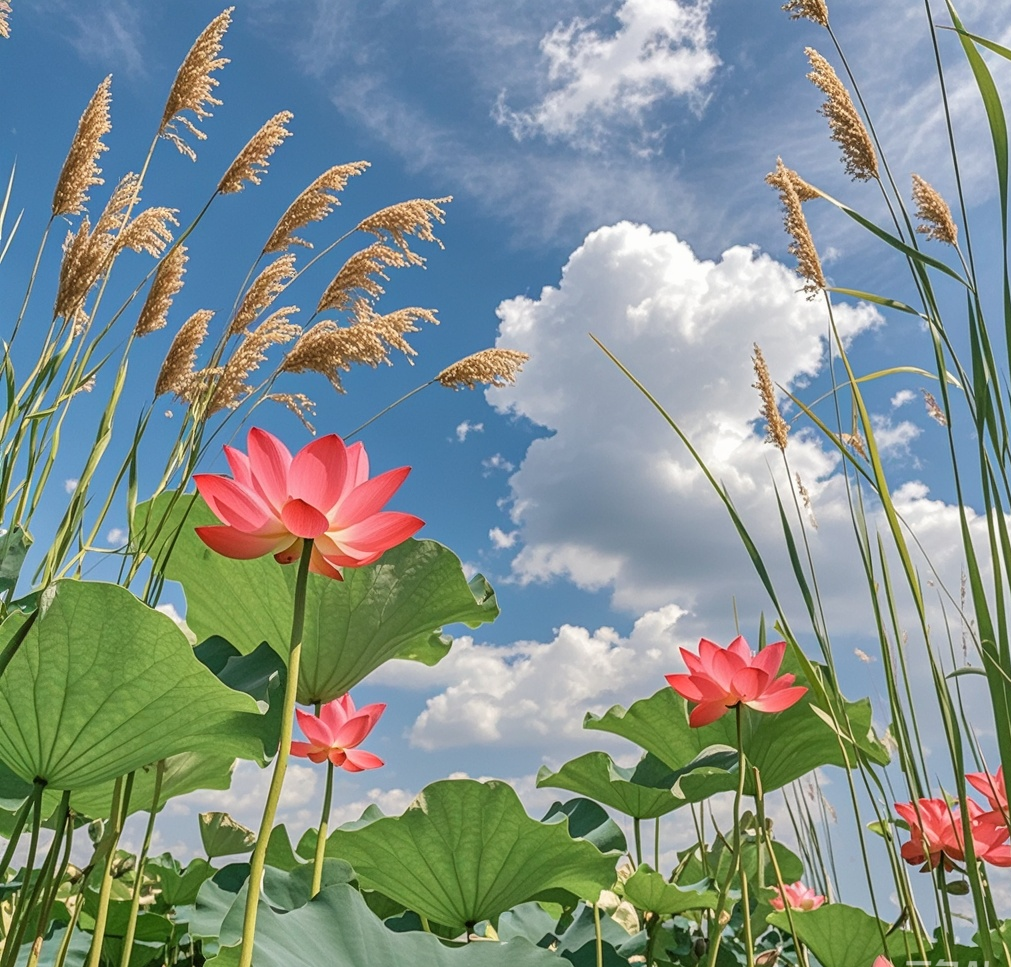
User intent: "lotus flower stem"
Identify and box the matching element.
[309,719,335,898]
[654,817,660,871]
[118,760,165,967]
[632,818,642,867]
[0,780,41,881]
[0,782,47,967]
[238,538,314,967]
[24,791,73,967]
[86,773,132,967]
[593,903,603,967]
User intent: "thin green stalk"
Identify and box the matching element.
[237,539,314,967]
[85,775,130,967]
[593,902,603,967]
[0,781,42,880]
[342,379,435,441]
[118,761,165,967]
[0,781,45,967]
[310,702,335,898]
[24,792,73,967]
[653,817,660,872]
[633,819,642,868]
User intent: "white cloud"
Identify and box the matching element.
[482,453,515,475]
[494,0,719,149]
[869,414,921,459]
[64,479,78,494]
[106,527,127,546]
[890,389,916,409]
[489,527,519,549]
[456,420,484,442]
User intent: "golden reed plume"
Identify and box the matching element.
[437,349,529,390]
[265,162,370,253]
[0,2,11,38]
[912,174,958,246]
[160,8,233,160]
[52,75,112,217]
[279,320,390,392]
[155,309,213,398]
[317,242,409,314]
[751,343,789,451]
[218,111,294,194]
[135,244,188,337]
[766,158,826,298]
[230,254,296,335]
[357,197,451,265]
[783,0,827,26]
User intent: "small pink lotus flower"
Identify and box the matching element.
[768,880,825,912]
[967,766,1008,825]
[665,636,807,728]
[290,693,385,772]
[872,959,893,967]
[895,797,1011,870]
[194,427,423,579]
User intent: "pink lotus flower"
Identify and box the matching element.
[872,959,893,967]
[290,693,385,771]
[768,880,825,912]
[895,797,1011,871]
[665,636,807,728]
[194,427,423,579]
[967,766,1008,825]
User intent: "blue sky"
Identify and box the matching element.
[5,0,1011,908]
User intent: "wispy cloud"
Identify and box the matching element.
[455,420,484,442]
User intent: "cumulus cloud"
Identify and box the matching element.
[106,527,128,546]
[482,453,515,474]
[495,0,719,149]
[489,527,519,549]
[456,420,484,442]
[64,479,78,494]
[890,389,916,409]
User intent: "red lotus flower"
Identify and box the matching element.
[895,797,1011,871]
[769,880,825,912]
[966,766,1008,825]
[664,636,807,728]
[290,693,385,772]
[193,427,423,579]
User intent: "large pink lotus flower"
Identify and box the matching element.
[967,766,1008,825]
[193,427,423,579]
[768,880,825,912]
[664,636,807,728]
[895,797,1011,871]
[290,693,385,771]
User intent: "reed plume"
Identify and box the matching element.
[357,197,451,265]
[135,244,188,336]
[766,157,826,297]
[279,320,390,392]
[316,243,409,314]
[436,348,529,390]
[98,174,177,256]
[218,111,294,194]
[0,2,11,38]
[54,220,105,322]
[912,174,958,246]
[795,472,818,529]
[265,162,370,253]
[208,308,300,413]
[805,48,878,180]
[52,75,112,217]
[921,388,948,426]
[783,0,828,26]
[353,302,438,361]
[230,254,296,334]
[155,309,213,398]
[752,343,789,450]
[266,392,316,433]
[160,8,233,160]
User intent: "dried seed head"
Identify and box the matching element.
[766,158,826,297]
[208,307,301,413]
[317,243,409,314]
[266,392,316,434]
[155,309,213,398]
[160,8,233,160]
[118,206,179,257]
[218,111,294,194]
[230,254,296,335]
[94,172,141,239]
[265,161,370,253]
[437,348,530,390]
[806,48,878,180]
[52,75,112,217]
[912,174,958,246]
[840,414,868,459]
[0,2,11,38]
[921,388,948,426]
[279,320,390,392]
[356,196,451,264]
[54,219,108,322]
[752,343,789,450]
[795,472,817,529]
[353,301,438,362]
[783,0,828,26]
[135,244,188,336]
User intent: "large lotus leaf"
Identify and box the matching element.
[321,779,618,932]
[200,812,257,858]
[676,837,804,890]
[135,493,498,704]
[622,865,718,915]
[204,881,560,967]
[767,904,910,967]
[541,798,627,854]
[585,674,871,796]
[538,751,691,820]
[0,580,268,789]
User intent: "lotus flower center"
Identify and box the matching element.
[280,498,330,539]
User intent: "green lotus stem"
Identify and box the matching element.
[644,913,661,967]
[52,882,84,967]
[310,712,335,898]
[85,774,131,967]
[593,903,603,967]
[654,816,660,871]
[238,539,314,967]
[0,781,48,967]
[118,761,165,967]
[25,791,73,967]
[0,780,41,880]
[633,818,642,867]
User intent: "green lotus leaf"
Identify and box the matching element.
[204,881,560,967]
[135,493,498,703]
[585,672,873,796]
[767,903,911,967]
[200,812,256,858]
[147,857,216,908]
[676,837,804,890]
[0,525,32,600]
[622,865,718,916]
[0,580,267,789]
[321,779,618,932]
[540,797,627,854]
